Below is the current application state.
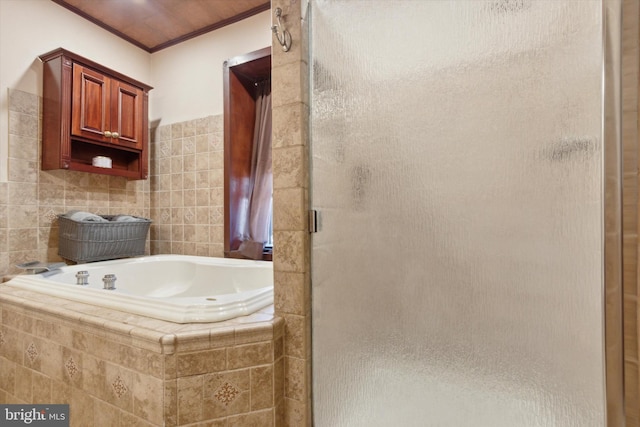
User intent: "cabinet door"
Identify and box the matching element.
[72,64,111,143]
[110,80,144,150]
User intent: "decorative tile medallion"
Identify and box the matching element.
[160,141,171,158]
[184,138,195,153]
[184,208,194,222]
[26,342,38,363]
[0,331,5,346]
[214,382,240,406]
[44,208,57,224]
[112,375,128,398]
[65,357,78,378]
[161,210,171,223]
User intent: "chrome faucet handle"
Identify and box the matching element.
[102,274,117,290]
[76,270,89,286]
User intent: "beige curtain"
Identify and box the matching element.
[240,81,272,258]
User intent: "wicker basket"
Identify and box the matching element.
[58,215,151,263]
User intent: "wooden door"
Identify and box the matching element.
[110,80,144,150]
[72,64,111,143]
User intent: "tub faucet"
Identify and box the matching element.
[17,261,65,275]
[102,274,117,290]
[75,270,89,286]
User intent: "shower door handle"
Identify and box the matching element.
[309,210,318,233]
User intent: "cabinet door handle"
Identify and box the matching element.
[103,131,112,137]
[111,132,119,139]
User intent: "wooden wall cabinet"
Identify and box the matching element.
[39,48,152,179]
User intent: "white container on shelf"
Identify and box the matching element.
[92,156,112,168]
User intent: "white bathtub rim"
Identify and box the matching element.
[3,255,274,324]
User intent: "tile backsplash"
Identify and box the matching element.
[0,89,225,278]
[148,115,225,257]
[0,89,149,277]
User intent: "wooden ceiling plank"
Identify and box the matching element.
[50,0,270,53]
[148,2,270,52]
[51,0,153,52]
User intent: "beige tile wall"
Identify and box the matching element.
[0,285,283,426]
[622,0,640,425]
[0,89,149,278]
[0,92,225,275]
[271,0,311,425]
[148,116,225,257]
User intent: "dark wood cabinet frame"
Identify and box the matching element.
[223,47,272,260]
[39,48,152,180]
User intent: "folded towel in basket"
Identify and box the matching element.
[111,215,146,222]
[66,210,109,222]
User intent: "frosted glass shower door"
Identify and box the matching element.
[310,1,617,426]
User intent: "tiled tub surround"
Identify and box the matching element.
[1,90,224,279]
[148,116,225,258]
[1,89,149,278]
[0,286,284,426]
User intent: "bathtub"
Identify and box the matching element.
[3,255,273,323]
